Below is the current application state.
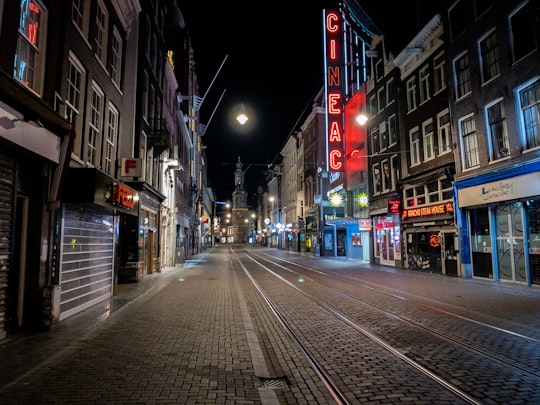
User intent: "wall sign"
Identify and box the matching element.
[324,9,344,172]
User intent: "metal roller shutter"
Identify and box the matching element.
[59,204,114,320]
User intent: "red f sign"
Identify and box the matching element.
[121,158,143,177]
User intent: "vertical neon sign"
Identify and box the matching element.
[324,9,344,172]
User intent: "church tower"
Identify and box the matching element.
[230,157,255,243]
[232,156,247,209]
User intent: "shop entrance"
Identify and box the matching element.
[443,232,458,276]
[379,228,395,266]
[495,203,526,283]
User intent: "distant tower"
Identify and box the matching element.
[232,156,247,209]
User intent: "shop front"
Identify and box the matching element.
[455,169,540,285]
[401,202,458,276]
[59,168,138,320]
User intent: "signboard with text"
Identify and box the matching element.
[324,9,344,173]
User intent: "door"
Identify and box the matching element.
[379,228,395,266]
[496,203,526,283]
[443,232,458,276]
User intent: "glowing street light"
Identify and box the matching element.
[236,112,248,125]
[236,103,248,125]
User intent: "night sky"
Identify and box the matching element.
[179,1,443,205]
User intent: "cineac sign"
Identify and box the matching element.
[324,9,344,173]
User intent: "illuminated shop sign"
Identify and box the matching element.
[401,202,454,220]
[388,199,402,214]
[106,183,136,209]
[324,9,344,172]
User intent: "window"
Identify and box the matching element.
[381,160,391,192]
[143,72,149,121]
[372,163,381,194]
[410,127,421,166]
[375,59,384,82]
[103,104,119,175]
[94,1,108,66]
[388,114,397,146]
[377,87,386,112]
[406,77,417,112]
[419,65,430,104]
[459,114,479,169]
[111,27,123,86]
[371,127,379,154]
[510,1,536,63]
[486,99,509,160]
[71,0,90,38]
[479,29,499,84]
[404,185,427,208]
[87,83,104,166]
[369,94,377,117]
[454,52,471,99]
[427,181,440,203]
[517,79,540,150]
[437,109,451,155]
[14,0,47,94]
[433,51,446,94]
[380,121,388,151]
[386,78,395,106]
[422,119,435,161]
[449,0,467,40]
[141,131,148,181]
[66,54,85,157]
[390,154,399,191]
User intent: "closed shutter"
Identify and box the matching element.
[0,154,15,338]
[59,204,114,320]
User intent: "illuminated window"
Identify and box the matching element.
[14,0,47,93]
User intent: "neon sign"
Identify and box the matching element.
[324,9,344,172]
[112,184,136,209]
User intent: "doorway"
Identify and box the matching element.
[495,203,526,283]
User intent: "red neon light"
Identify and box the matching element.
[328,121,342,142]
[328,93,342,114]
[325,9,344,173]
[329,149,343,171]
[326,12,340,33]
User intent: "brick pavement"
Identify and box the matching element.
[0,245,539,404]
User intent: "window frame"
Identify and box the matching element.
[459,113,480,170]
[485,98,510,161]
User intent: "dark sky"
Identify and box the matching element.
[178,1,441,204]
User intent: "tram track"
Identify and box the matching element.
[251,250,540,377]
[231,247,540,404]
